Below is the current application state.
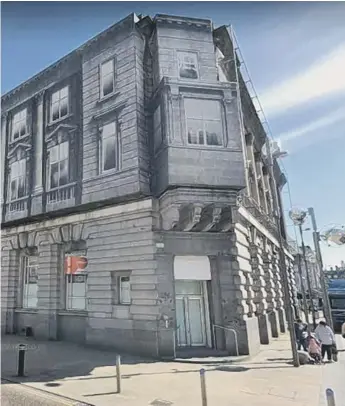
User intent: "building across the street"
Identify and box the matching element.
[324,264,345,280]
[290,242,322,309]
[1,13,296,358]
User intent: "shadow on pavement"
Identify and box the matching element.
[1,333,158,386]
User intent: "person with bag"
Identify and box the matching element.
[315,320,336,363]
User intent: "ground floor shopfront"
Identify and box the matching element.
[1,196,297,359]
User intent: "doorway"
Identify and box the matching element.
[175,280,210,347]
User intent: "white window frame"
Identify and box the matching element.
[22,256,38,309]
[100,59,115,99]
[100,121,117,173]
[50,86,69,123]
[11,108,28,141]
[177,51,199,80]
[65,253,88,311]
[184,98,224,147]
[119,275,131,305]
[48,141,69,190]
[9,158,26,201]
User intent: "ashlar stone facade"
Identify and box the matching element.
[1,13,297,358]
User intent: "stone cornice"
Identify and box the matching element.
[1,14,136,105]
[154,14,212,31]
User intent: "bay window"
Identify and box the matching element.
[9,159,26,201]
[100,121,117,172]
[100,59,115,98]
[12,108,27,141]
[51,86,69,122]
[22,255,38,308]
[49,142,69,189]
[185,98,223,146]
[65,253,88,311]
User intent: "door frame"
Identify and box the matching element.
[175,280,212,348]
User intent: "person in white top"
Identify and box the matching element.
[314,320,336,362]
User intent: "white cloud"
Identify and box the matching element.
[259,43,345,117]
[277,107,345,143]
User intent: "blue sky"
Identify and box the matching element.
[2,1,345,267]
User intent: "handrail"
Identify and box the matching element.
[212,324,239,356]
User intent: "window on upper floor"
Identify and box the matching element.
[177,51,199,80]
[185,98,223,146]
[49,142,69,189]
[100,59,115,98]
[51,86,69,122]
[100,121,117,173]
[12,108,28,141]
[9,159,26,201]
[153,105,162,152]
[22,255,38,309]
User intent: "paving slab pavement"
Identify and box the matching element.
[1,333,345,406]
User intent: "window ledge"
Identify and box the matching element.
[58,310,88,317]
[15,308,38,314]
[46,113,73,128]
[82,166,137,184]
[9,134,30,146]
[172,144,242,153]
[96,91,121,105]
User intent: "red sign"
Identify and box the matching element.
[64,256,88,274]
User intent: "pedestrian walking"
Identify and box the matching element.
[314,321,336,362]
[342,321,345,339]
[294,318,308,351]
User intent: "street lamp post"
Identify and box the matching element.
[296,251,310,324]
[298,224,316,328]
[307,207,333,329]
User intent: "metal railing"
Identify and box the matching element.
[46,182,76,204]
[8,196,27,212]
[212,324,239,356]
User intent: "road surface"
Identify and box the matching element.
[319,335,345,405]
[0,380,81,406]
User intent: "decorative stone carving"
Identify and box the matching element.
[72,224,84,241]
[60,224,72,242]
[202,206,223,232]
[18,232,28,249]
[184,204,203,232]
[45,123,77,147]
[160,205,180,231]
[35,231,56,246]
[7,143,31,160]
[27,231,37,248]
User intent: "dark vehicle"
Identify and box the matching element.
[328,279,345,332]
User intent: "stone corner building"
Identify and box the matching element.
[1,13,297,358]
